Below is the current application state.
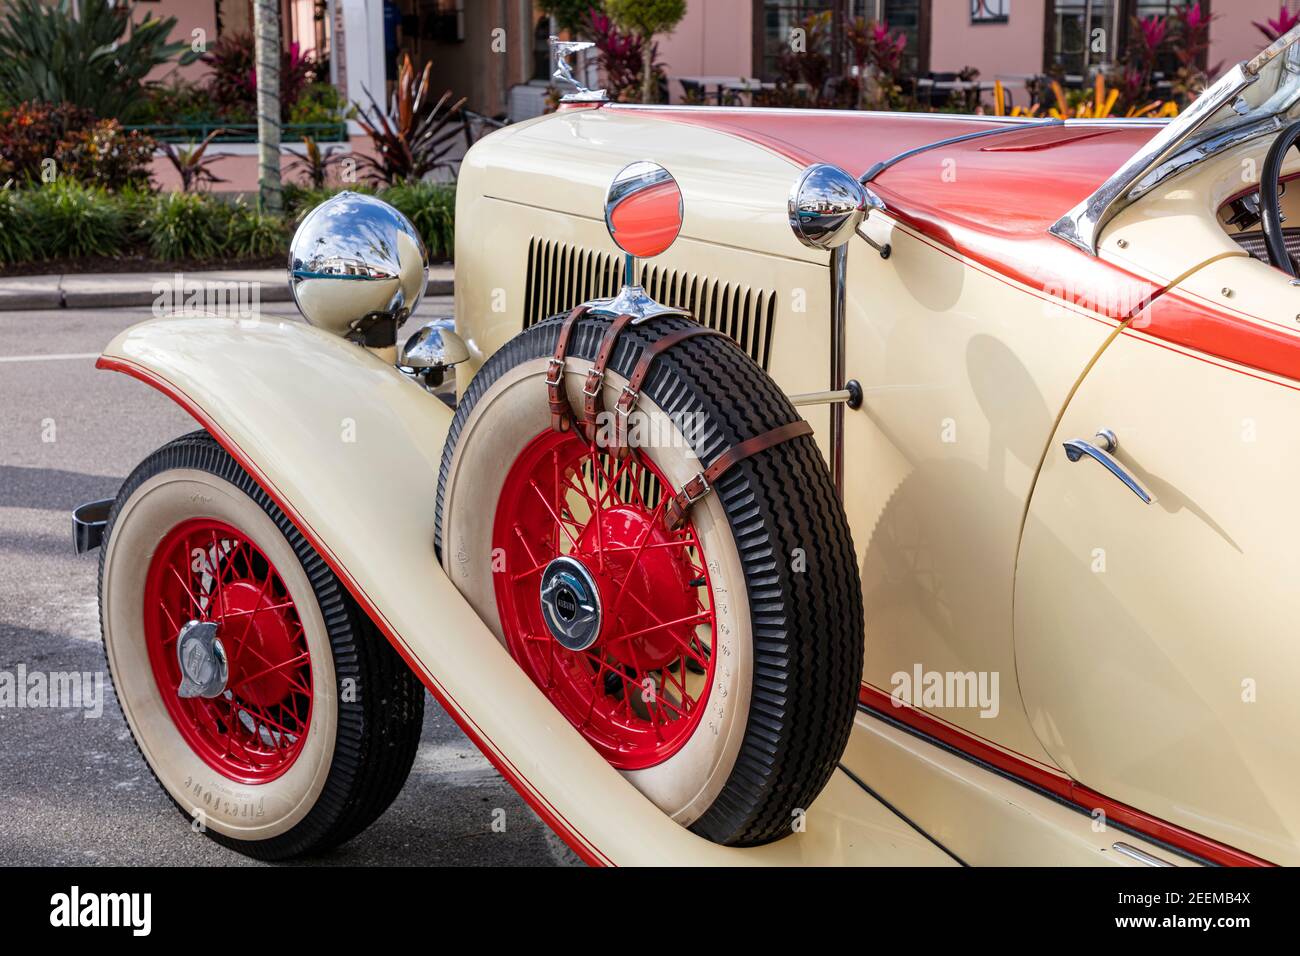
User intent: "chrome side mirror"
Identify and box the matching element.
[586,160,690,323]
[289,191,428,350]
[789,164,890,257]
[401,318,468,389]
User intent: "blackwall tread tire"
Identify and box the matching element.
[100,431,425,860]
[436,315,864,846]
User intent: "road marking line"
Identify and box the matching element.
[0,352,101,363]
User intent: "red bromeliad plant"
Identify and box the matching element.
[847,17,909,109]
[586,9,663,103]
[201,32,316,123]
[1255,5,1300,42]
[1169,2,1219,101]
[1121,14,1167,105]
[353,54,468,184]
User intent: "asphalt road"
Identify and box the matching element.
[0,299,574,866]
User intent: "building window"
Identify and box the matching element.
[971,0,1010,23]
[756,0,927,81]
[882,0,924,75]
[1047,0,1204,78]
[758,0,835,81]
[1048,0,1121,77]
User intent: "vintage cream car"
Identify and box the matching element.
[75,29,1300,866]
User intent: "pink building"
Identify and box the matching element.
[35,2,1298,190]
[659,1,1299,104]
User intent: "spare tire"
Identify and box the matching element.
[436,312,862,846]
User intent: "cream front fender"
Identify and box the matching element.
[100,314,951,867]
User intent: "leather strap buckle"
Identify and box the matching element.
[582,367,604,398]
[545,357,566,388]
[679,473,710,505]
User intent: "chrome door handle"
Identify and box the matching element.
[1062,429,1151,504]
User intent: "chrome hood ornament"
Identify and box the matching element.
[585,161,690,323]
[550,36,607,103]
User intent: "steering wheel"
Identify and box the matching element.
[1259,118,1300,276]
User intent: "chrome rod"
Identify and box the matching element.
[829,245,848,494]
[790,382,862,408]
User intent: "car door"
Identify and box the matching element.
[1013,285,1300,865]
[840,221,1122,765]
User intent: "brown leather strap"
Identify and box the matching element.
[664,420,814,531]
[547,305,588,433]
[613,326,727,456]
[580,312,636,442]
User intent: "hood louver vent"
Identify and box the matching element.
[523,237,775,371]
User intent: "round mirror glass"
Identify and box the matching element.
[604,161,683,259]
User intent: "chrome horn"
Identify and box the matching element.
[400,318,469,389]
[585,161,690,323]
[789,163,890,258]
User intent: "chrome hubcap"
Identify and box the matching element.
[539,556,602,652]
[176,620,229,699]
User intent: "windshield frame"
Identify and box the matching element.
[1050,25,1300,255]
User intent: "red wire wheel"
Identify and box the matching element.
[142,517,313,784]
[493,429,716,770]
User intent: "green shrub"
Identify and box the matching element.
[0,101,96,185]
[0,187,34,262]
[289,82,352,127]
[226,201,288,259]
[26,179,127,258]
[146,191,228,261]
[381,181,455,260]
[0,0,198,120]
[55,119,156,191]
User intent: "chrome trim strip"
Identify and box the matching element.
[1112,842,1176,867]
[861,118,1063,182]
[605,103,1041,122]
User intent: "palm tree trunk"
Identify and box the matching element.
[642,36,655,103]
[254,0,282,214]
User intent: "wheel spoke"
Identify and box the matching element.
[494,428,716,768]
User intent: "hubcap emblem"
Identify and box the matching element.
[539,557,602,651]
[176,620,229,699]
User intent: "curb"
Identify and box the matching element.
[0,276,453,312]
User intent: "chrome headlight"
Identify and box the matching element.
[288,191,428,346]
[788,163,885,251]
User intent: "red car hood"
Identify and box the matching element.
[613,107,1165,320]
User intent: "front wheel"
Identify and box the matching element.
[99,432,424,860]
[436,314,863,846]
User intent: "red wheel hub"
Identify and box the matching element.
[143,518,313,784]
[493,429,717,770]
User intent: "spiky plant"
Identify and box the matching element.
[353,54,469,184]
